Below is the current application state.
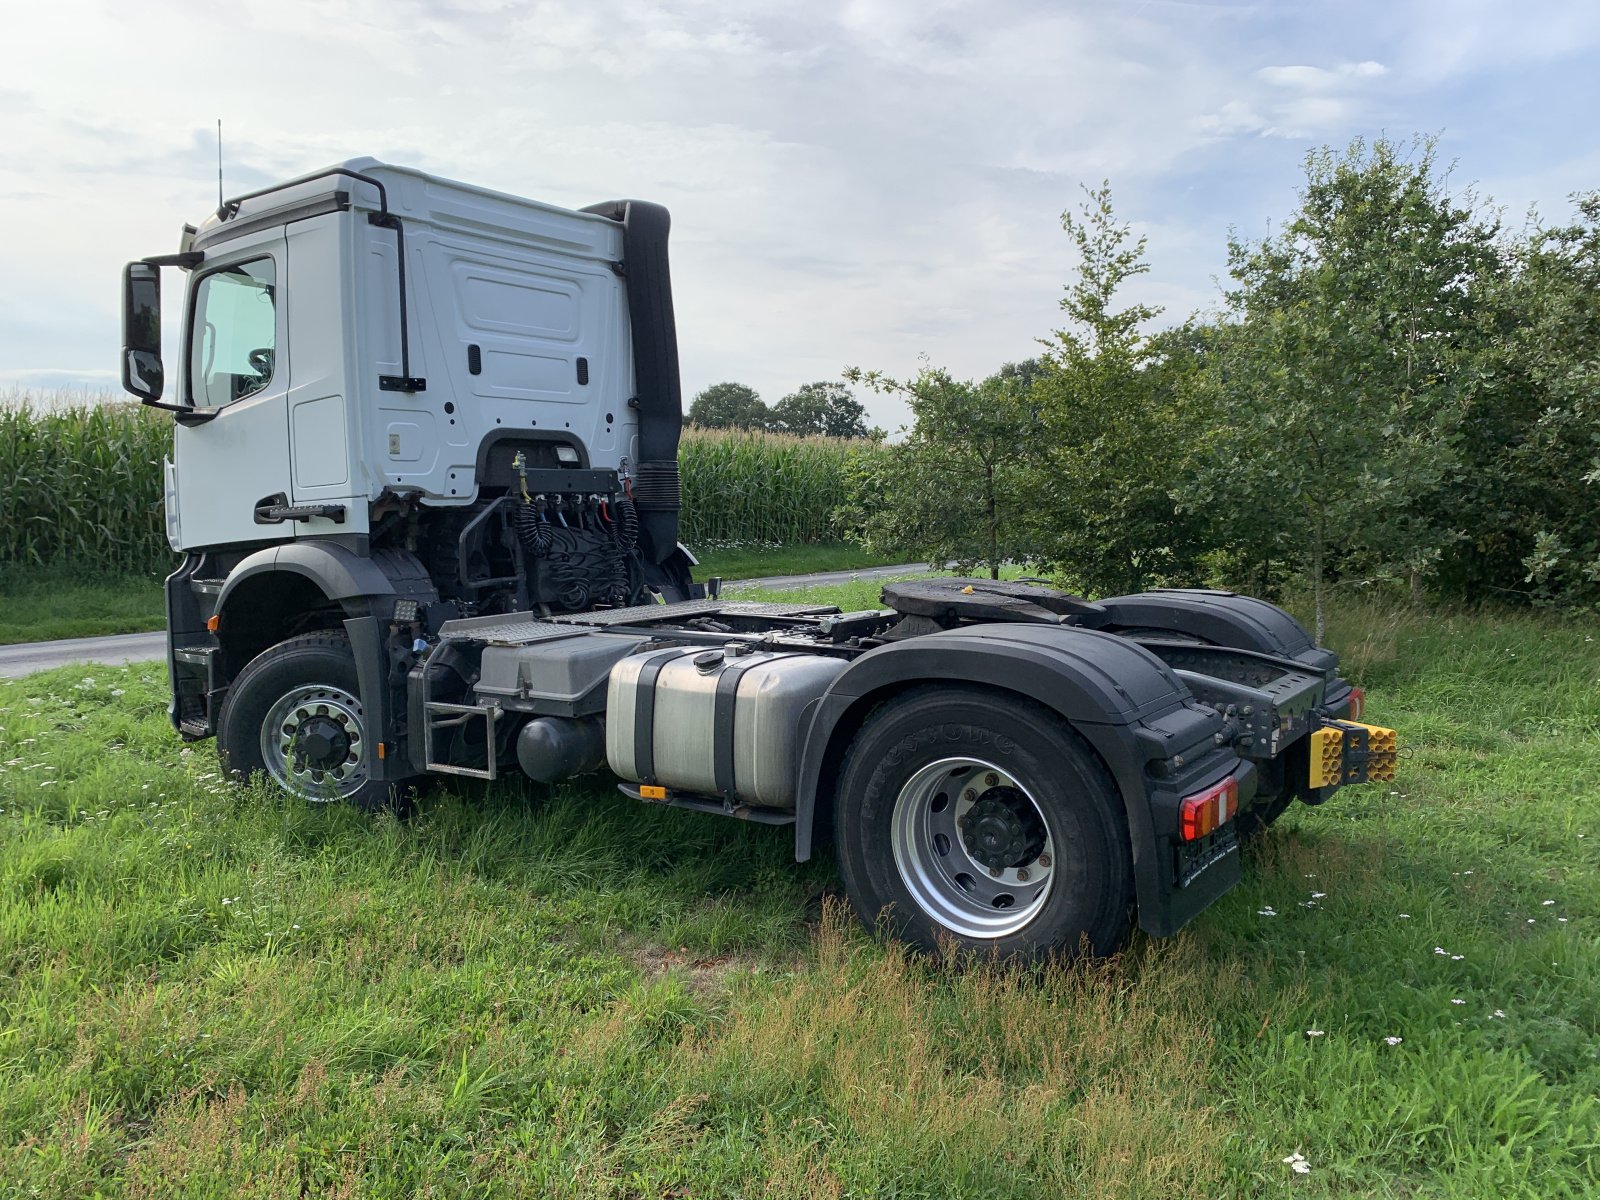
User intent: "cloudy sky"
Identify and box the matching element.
[3,0,1597,429]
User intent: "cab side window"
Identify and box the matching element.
[189,258,277,407]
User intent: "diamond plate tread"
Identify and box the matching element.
[553,599,724,625]
[718,601,838,617]
[553,599,837,626]
[438,617,583,645]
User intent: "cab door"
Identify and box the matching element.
[171,232,294,550]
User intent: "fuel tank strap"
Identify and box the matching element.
[713,652,801,800]
[633,648,699,784]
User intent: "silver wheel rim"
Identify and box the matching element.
[259,683,368,802]
[890,756,1056,940]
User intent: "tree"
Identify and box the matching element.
[842,363,1037,578]
[1470,191,1600,607]
[771,381,873,439]
[686,382,770,430]
[1184,136,1502,638]
[1024,183,1209,597]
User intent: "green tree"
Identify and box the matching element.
[842,363,1037,578]
[771,381,873,439]
[1024,183,1209,596]
[1186,137,1502,638]
[686,382,770,430]
[1472,192,1600,607]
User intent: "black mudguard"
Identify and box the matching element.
[1098,589,1338,672]
[792,623,1255,937]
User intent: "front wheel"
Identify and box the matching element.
[217,631,393,812]
[833,686,1134,961]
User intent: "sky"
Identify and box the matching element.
[2,0,1598,430]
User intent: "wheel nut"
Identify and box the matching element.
[985,773,999,787]
[1016,868,1030,882]
[989,866,1003,878]
[1038,853,1052,868]
[963,789,977,802]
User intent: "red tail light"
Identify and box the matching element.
[1348,687,1365,721]
[1179,776,1239,841]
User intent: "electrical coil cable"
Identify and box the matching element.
[512,497,555,556]
[598,497,639,607]
[615,490,639,550]
[512,491,645,612]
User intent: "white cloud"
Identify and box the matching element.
[1,0,1597,428]
[1258,61,1389,89]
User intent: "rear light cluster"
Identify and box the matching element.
[1179,776,1239,841]
[1348,686,1365,721]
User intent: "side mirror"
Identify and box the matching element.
[122,261,164,402]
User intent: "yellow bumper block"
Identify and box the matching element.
[1309,720,1398,790]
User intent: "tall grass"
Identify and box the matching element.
[1,599,1597,1194]
[0,393,173,576]
[0,394,878,576]
[678,426,884,546]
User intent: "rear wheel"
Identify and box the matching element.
[218,632,394,812]
[833,687,1134,961]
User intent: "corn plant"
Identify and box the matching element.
[0,392,883,576]
[0,392,174,576]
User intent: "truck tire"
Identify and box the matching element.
[217,631,394,812]
[833,686,1134,961]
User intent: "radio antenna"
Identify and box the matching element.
[216,119,224,209]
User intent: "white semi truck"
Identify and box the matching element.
[120,159,1395,959]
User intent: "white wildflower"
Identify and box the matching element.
[1305,1029,1325,1038]
[1384,1036,1403,1046]
[1282,1151,1311,1175]
[1451,998,1465,1005]
[1311,892,1326,899]
[1542,900,1555,906]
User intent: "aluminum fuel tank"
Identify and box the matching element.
[606,645,848,808]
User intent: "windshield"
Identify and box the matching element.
[189,258,276,407]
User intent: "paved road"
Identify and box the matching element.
[0,563,936,679]
[0,631,168,680]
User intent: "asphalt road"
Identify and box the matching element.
[0,562,936,679]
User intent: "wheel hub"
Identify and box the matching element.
[960,786,1046,870]
[259,685,368,802]
[293,715,352,771]
[889,757,1057,940]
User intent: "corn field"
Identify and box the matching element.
[0,396,173,575]
[0,394,880,575]
[677,426,884,545]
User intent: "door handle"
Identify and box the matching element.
[253,493,347,525]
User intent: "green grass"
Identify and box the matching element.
[693,540,912,584]
[1,598,1597,1196]
[0,565,167,644]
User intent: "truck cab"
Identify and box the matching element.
[121,160,1395,961]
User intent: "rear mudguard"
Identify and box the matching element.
[791,623,1255,936]
[1097,588,1338,672]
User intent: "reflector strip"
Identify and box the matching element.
[640,784,667,800]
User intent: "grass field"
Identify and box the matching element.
[0,544,908,646]
[1,595,1596,1197]
[0,567,169,645]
